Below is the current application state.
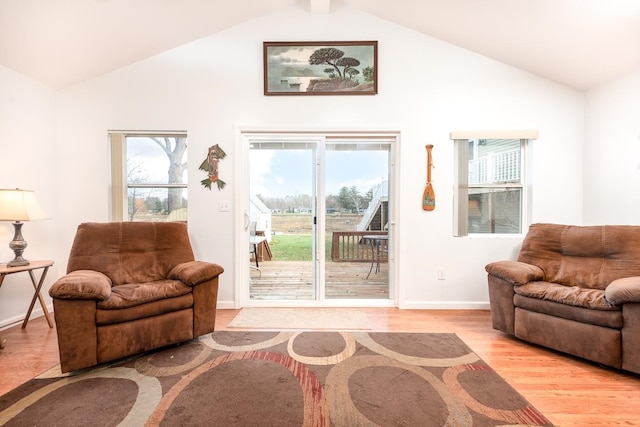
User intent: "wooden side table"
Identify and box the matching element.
[0,260,55,349]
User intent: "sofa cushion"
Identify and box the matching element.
[97,280,192,310]
[514,294,623,329]
[67,222,196,285]
[514,281,616,310]
[517,224,640,290]
[96,293,194,325]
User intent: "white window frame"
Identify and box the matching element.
[451,130,538,237]
[109,130,188,221]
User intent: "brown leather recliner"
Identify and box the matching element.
[49,222,224,372]
[486,223,640,374]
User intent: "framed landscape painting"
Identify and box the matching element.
[263,41,378,96]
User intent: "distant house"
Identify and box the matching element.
[250,195,272,242]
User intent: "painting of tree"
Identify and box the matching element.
[264,41,377,95]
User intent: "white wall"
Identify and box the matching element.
[584,68,640,225]
[50,4,585,310]
[0,65,58,328]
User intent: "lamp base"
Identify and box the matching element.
[7,257,29,268]
[7,221,30,267]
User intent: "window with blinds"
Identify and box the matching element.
[451,131,537,236]
[109,131,188,222]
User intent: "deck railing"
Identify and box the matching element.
[331,231,387,262]
[469,148,520,184]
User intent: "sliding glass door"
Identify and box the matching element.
[249,139,317,301]
[245,133,394,304]
[324,140,390,299]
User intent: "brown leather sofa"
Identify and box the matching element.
[49,222,224,372]
[486,223,640,374]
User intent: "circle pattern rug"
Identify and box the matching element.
[0,331,553,426]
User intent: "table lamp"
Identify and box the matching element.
[0,189,49,267]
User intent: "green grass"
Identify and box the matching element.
[269,234,332,261]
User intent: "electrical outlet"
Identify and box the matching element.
[218,201,231,212]
[437,268,446,280]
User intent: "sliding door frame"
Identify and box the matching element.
[234,126,401,309]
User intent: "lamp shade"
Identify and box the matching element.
[0,189,49,221]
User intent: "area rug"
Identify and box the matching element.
[0,331,553,426]
[227,307,372,330]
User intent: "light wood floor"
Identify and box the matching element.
[2,308,640,426]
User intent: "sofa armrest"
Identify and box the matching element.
[485,260,545,286]
[168,261,224,286]
[49,270,112,300]
[605,277,640,305]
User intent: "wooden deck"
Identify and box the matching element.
[250,260,389,300]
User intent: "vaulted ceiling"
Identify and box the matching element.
[1,0,639,91]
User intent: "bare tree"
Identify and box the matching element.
[127,159,152,221]
[151,137,187,214]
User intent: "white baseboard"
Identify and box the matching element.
[216,300,490,310]
[399,301,490,310]
[0,304,54,330]
[216,300,237,310]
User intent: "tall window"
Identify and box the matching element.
[452,131,537,236]
[109,131,188,222]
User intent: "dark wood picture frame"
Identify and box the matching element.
[263,41,378,96]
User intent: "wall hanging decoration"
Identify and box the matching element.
[422,144,435,211]
[199,144,227,190]
[263,41,377,96]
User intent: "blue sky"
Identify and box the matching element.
[250,149,388,198]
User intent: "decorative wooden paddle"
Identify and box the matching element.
[422,144,435,211]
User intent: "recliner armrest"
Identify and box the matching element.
[168,261,224,286]
[485,260,544,286]
[49,270,112,300]
[605,277,640,305]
